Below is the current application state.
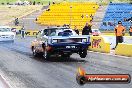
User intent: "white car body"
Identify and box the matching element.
[92,29,101,36]
[0,26,16,42]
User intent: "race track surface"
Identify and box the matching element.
[0,37,131,88]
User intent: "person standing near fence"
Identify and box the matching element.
[82,23,92,35]
[129,26,132,36]
[21,26,25,39]
[14,17,19,26]
[74,26,79,35]
[114,21,126,48]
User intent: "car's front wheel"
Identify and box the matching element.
[79,49,87,58]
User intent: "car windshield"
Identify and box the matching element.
[58,30,73,36]
[43,28,58,36]
[43,27,69,36]
[0,28,11,32]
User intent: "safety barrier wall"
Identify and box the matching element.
[115,36,132,57]
[103,35,116,49]
[103,35,132,49]
[115,43,132,57]
[89,36,110,53]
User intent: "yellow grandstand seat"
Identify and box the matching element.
[36,2,99,30]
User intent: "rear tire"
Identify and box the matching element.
[43,50,50,59]
[32,48,38,57]
[79,49,87,58]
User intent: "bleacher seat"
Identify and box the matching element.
[100,3,132,31]
[36,2,99,30]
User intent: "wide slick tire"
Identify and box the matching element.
[43,49,50,59]
[79,49,87,58]
[32,48,38,57]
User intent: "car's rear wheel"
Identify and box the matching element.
[79,49,87,58]
[43,50,50,59]
[32,48,38,57]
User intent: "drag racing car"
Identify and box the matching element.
[31,27,91,59]
[0,26,16,42]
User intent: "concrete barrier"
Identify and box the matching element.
[115,43,132,57]
[102,35,116,49]
[103,35,132,49]
[89,36,110,53]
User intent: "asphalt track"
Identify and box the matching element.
[0,37,132,88]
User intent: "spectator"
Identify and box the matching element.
[49,1,50,5]
[114,21,126,48]
[1,3,4,5]
[53,1,55,4]
[33,1,35,5]
[81,14,84,18]
[124,17,132,23]
[90,14,93,20]
[86,14,88,18]
[82,23,92,35]
[74,26,79,35]
[29,1,32,5]
[103,22,107,26]
[14,17,19,26]
[129,26,132,36]
[35,18,38,21]
[63,24,66,27]
[21,26,25,39]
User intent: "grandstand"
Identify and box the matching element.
[100,3,132,31]
[36,2,99,29]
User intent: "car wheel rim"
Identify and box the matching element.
[44,50,47,58]
[33,49,36,56]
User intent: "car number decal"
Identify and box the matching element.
[66,46,76,48]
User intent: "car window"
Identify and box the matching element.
[58,30,73,36]
[0,28,11,32]
[43,28,57,36]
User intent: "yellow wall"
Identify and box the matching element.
[89,36,110,53]
[25,30,38,36]
[17,30,38,37]
[115,43,132,57]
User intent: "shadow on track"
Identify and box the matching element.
[32,55,87,63]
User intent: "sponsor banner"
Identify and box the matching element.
[89,36,110,53]
[25,30,38,36]
[16,30,39,36]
